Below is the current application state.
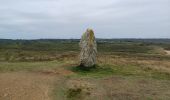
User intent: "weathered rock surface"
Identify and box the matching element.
[79,28,97,67]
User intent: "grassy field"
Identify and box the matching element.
[0,39,170,100]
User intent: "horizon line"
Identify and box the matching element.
[0,38,170,40]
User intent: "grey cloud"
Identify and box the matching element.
[0,0,169,39]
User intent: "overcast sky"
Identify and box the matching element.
[0,0,169,39]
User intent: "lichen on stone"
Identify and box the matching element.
[79,28,97,67]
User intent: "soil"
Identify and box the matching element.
[0,72,56,100]
[165,50,170,55]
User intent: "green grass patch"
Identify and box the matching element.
[69,64,170,80]
[70,65,114,78]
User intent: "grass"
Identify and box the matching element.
[66,87,82,99]
[0,61,63,72]
[0,58,170,80]
[70,65,114,78]
[69,64,170,80]
[1,39,169,62]
[0,39,170,100]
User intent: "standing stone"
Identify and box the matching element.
[79,28,97,67]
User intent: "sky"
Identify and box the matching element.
[0,0,169,39]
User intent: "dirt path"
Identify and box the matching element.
[0,72,56,100]
[165,50,170,55]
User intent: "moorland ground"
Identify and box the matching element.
[0,39,170,100]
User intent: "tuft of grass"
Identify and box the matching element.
[66,87,82,99]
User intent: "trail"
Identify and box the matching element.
[165,50,170,55]
[0,72,56,100]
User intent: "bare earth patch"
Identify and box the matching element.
[0,72,55,100]
[165,50,170,55]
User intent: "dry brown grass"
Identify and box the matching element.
[100,76,170,100]
[1,51,170,100]
[98,53,170,74]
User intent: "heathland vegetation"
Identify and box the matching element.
[0,39,170,100]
